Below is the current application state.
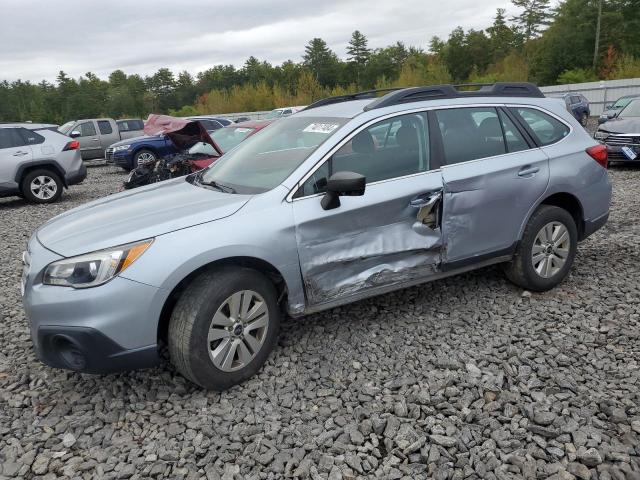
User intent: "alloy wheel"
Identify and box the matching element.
[207,290,269,372]
[531,221,570,278]
[30,175,58,200]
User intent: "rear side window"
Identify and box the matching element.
[511,107,570,146]
[98,120,113,134]
[436,107,507,164]
[17,128,45,145]
[498,110,529,153]
[78,122,97,137]
[0,128,24,149]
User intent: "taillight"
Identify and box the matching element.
[63,140,80,151]
[586,144,608,169]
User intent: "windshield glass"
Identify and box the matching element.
[619,100,640,118]
[200,116,347,194]
[613,97,634,109]
[265,109,284,119]
[58,121,75,134]
[210,126,256,152]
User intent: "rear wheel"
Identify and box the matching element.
[580,113,589,127]
[504,205,578,291]
[21,169,63,204]
[168,267,280,390]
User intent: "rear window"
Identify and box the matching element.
[98,120,113,135]
[511,107,570,146]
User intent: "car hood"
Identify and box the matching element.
[37,178,251,257]
[599,117,640,134]
[110,135,162,148]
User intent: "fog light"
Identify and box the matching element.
[52,336,87,370]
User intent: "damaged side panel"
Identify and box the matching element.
[292,172,444,307]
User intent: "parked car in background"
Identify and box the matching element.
[116,118,145,134]
[58,118,144,160]
[548,92,590,126]
[0,123,86,203]
[1,122,60,132]
[106,117,225,171]
[594,98,640,163]
[598,94,640,124]
[22,83,611,390]
[264,106,306,119]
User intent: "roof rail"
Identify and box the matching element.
[303,88,402,111]
[363,82,545,111]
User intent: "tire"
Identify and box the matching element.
[133,149,157,168]
[20,169,63,204]
[503,205,578,292]
[580,113,589,127]
[168,267,281,390]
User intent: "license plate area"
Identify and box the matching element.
[621,146,638,160]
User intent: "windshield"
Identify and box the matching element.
[200,116,347,194]
[58,121,75,134]
[265,109,284,119]
[619,100,640,118]
[613,97,635,109]
[210,126,256,152]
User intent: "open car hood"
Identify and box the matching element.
[144,114,222,154]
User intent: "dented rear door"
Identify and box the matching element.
[292,171,443,307]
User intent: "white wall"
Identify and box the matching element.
[540,78,640,115]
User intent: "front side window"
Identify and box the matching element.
[78,122,97,137]
[613,97,633,109]
[199,116,348,194]
[297,112,430,197]
[98,120,113,135]
[511,107,570,146]
[436,107,507,165]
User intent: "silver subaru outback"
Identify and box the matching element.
[22,83,611,390]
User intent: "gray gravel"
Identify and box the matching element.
[1,161,639,480]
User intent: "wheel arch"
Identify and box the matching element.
[521,192,585,242]
[15,161,67,189]
[157,256,289,345]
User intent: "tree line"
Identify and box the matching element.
[1,0,639,123]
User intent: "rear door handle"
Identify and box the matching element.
[12,151,28,156]
[92,138,100,142]
[518,166,540,177]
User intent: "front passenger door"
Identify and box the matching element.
[291,112,444,307]
[75,121,102,160]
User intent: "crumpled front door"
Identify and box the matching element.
[292,171,443,308]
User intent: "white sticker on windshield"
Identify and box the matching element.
[303,123,340,134]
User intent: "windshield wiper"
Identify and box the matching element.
[199,178,237,193]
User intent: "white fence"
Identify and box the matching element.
[540,78,640,116]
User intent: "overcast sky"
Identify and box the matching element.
[0,0,520,83]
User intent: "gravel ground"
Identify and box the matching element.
[1,159,639,480]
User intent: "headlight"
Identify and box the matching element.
[113,145,131,152]
[594,131,609,140]
[43,239,153,288]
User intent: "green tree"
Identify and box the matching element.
[511,0,552,40]
[302,38,340,87]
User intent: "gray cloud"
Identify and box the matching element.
[0,0,518,82]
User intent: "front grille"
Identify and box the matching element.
[105,147,114,161]
[608,150,630,160]
[604,135,640,146]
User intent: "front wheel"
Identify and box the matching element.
[168,267,280,390]
[580,113,589,127]
[504,205,578,292]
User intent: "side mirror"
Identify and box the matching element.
[70,130,81,138]
[605,104,613,109]
[321,171,365,211]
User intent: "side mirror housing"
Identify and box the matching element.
[605,104,613,109]
[321,171,365,210]
[69,130,81,138]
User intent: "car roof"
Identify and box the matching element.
[0,122,58,129]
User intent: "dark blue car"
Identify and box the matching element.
[105,116,232,170]
[549,93,590,127]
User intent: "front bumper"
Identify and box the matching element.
[604,144,640,162]
[106,150,133,169]
[22,236,163,374]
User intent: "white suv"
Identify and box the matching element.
[0,124,86,203]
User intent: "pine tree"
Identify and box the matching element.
[347,31,370,66]
[511,0,552,40]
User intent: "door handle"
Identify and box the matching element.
[13,151,28,156]
[92,138,100,142]
[518,166,540,177]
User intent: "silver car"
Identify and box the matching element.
[22,83,611,389]
[0,124,86,203]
